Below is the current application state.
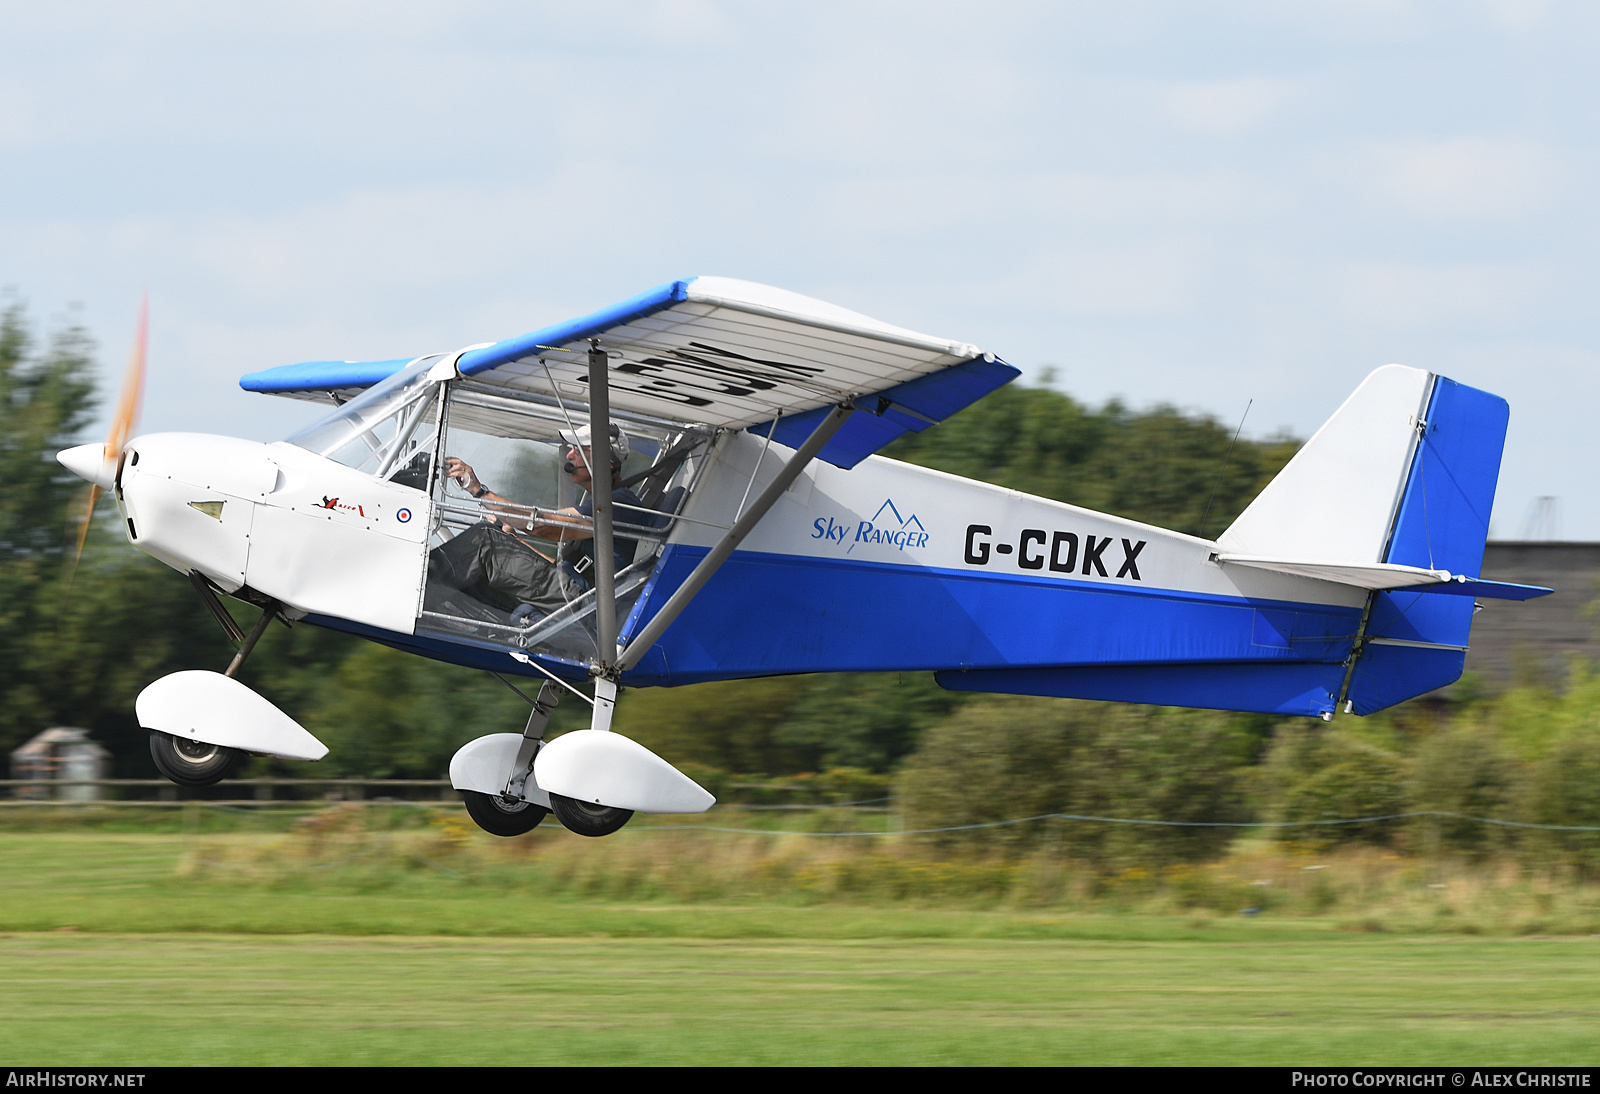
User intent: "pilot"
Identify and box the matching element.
[428,423,642,623]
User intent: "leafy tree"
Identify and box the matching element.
[0,299,97,560]
[773,672,967,772]
[0,299,99,756]
[612,676,816,775]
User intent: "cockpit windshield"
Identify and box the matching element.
[284,355,442,489]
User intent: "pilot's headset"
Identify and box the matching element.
[560,423,630,477]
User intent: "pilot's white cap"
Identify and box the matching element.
[560,422,630,466]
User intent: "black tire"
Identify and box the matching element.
[549,793,633,837]
[149,731,240,788]
[462,790,548,836]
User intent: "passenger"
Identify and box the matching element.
[428,424,641,622]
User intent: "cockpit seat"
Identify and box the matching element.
[642,485,687,532]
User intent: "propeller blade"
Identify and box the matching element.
[106,291,148,462]
[72,484,101,565]
[68,293,149,574]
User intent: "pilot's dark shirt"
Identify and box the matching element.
[569,486,643,579]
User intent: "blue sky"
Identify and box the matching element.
[3,1,1595,537]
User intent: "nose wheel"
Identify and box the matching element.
[146,594,276,789]
[148,731,241,788]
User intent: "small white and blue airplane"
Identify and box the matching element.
[59,278,1550,837]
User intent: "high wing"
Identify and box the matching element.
[240,276,1020,469]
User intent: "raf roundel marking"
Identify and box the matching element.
[396,508,412,523]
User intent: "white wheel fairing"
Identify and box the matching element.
[136,670,328,761]
[532,729,715,814]
[449,733,552,809]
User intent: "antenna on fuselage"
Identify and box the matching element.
[1198,399,1252,541]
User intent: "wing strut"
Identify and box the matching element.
[611,402,856,676]
[588,341,618,676]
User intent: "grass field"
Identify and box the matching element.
[2,816,1599,1065]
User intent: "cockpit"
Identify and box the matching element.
[285,354,712,666]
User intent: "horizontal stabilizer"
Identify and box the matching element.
[1410,577,1551,601]
[1217,555,1450,589]
[1217,555,1551,600]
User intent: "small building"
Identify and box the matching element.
[1456,542,1600,691]
[9,727,111,800]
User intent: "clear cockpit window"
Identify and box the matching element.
[418,381,708,663]
[285,356,442,487]
[433,389,666,531]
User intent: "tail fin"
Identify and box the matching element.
[1224,364,1512,713]
[1218,364,1433,565]
[1345,373,1510,712]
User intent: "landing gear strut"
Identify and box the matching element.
[148,588,282,788]
[460,677,561,837]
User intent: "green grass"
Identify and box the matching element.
[3,933,1598,1065]
[3,825,1600,1064]
[0,830,1294,939]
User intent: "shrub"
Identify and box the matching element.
[1409,721,1521,859]
[1525,728,1600,878]
[896,697,1251,867]
[1262,726,1407,851]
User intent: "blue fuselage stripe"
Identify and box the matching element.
[619,545,1362,685]
[303,548,1362,700]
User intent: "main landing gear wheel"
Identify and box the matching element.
[462,790,548,837]
[549,794,634,837]
[148,731,241,788]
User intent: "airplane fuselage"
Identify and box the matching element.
[113,422,1371,719]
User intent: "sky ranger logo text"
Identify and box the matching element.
[812,499,930,553]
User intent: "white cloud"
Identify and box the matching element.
[1479,0,1550,32]
[1164,77,1301,135]
[999,244,1204,317]
[1335,260,1548,329]
[1369,136,1562,220]
[818,169,1278,242]
[636,0,737,43]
